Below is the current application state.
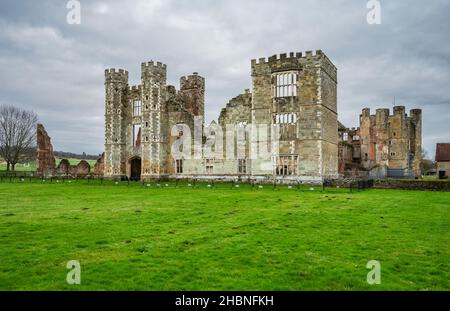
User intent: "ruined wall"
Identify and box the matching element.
[180,72,205,117]
[218,90,252,126]
[94,153,105,176]
[104,51,339,182]
[36,124,56,177]
[358,106,422,177]
[56,159,91,177]
[338,125,362,175]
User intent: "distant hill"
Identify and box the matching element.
[54,151,101,160]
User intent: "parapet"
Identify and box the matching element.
[141,60,167,81]
[105,68,129,82]
[361,106,420,121]
[393,106,406,115]
[128,85,142,92]
[166,85,177,95]
[251,50,325,66]
[376,108,390,117]
[361,108,371,118]
[410,109,422,116]
[180,72,205,90]
[409,109,422,121]
[141,61,167,70]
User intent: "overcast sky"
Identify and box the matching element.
[0,0,449,157]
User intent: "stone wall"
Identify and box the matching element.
[374,179,450,191]
[36,124,56,177]
[56,159,91,177]
[105,51,339,182]
[339,106,422,178]
[250,50,338,179]
[94,153,105,176]
[359,106,422,177]
[437,161,450,178]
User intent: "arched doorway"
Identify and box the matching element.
[129,157,141,181]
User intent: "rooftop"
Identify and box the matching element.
[435,143,450,162]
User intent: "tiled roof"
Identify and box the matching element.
[436,143,450,162]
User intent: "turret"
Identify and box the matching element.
[376,108,390,129]
[180,72,205,116]
[393,105,406,117]
[141,61,167,85]
[105,68,129,84]
[105,68,129,110]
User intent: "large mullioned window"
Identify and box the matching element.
[273,113,297,124]
[133,100,142,117]
[275,72,298,98]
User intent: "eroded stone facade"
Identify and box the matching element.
[37,124,56,177]
[104,50,339,182]
[339,107,422,178]
[36,124,93,178]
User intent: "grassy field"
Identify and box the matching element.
[0,181,448,290]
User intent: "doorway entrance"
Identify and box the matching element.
[130,157,142,181]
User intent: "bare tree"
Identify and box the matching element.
[0,105,38,171]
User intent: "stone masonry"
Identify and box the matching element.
[36,123,56,177]
[104,50,339,182]
[338,107,422,178]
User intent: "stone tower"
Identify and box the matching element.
[359,106,422,177]
[104,60,208,181]
[140,61,168,179]
[179,72,205,117]
[104,68,129,179]
[250,50,338,180]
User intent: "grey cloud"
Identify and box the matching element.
[0,0,449,157]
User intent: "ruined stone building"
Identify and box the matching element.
[103,50,423,182]
[338,107,422,178]
[36,123,102,177]
[104,50,339,182]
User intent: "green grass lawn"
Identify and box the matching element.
[0,181,448,290]
[0,158,97,172]
[0,162,36,171]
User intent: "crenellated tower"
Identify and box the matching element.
[104,68,129,179]
[179,72,205,117]
[359,106,422,177]
[250,50,338,179]
[139,61,168,178]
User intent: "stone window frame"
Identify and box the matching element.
[273,113,297,124]
[238,159,247,174]
[273,155,298,176]
[176,159,183,174]
[133,124,141,147]
[133,100,142,117]
[205,159,214,174]
[274,72,298,98]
